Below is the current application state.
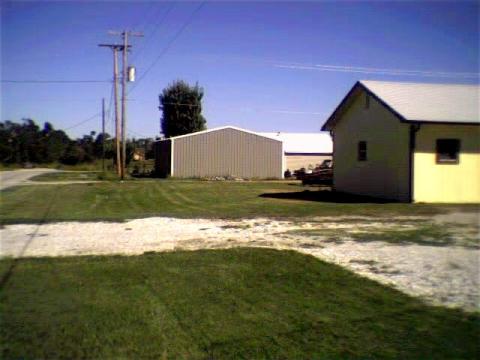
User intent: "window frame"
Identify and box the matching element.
[357,141,367,161]
[436,139,460,165]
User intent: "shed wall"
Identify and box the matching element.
[332,90,411,201]
[413,124,480,203]
[172,128,282,178]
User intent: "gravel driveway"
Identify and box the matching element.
[1,214,478,311]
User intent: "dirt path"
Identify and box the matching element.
[1,215,478,311]
[0,169,59,190]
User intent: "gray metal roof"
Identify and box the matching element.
[360,80,479,124]
[259,132,332,154]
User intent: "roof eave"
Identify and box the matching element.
[401,119,480,126]
[322,81,411,131]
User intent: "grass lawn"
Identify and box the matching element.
[1,248,478,359]
[1,180,478,224]
[30,171,99,182]
[286,224,480,248]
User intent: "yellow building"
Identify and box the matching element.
[322,80,480,203]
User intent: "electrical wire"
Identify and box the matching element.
[105,81,115,128]
[2,80,110,84]
[63,112,102,131]
[128,128,151,138]
[160,102,200,107]
[130,2,157,33]
[130,2,176,64]
[129,2,206,94]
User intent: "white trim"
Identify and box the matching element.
[281,141,285,179]
[170,138,174,176]
[166,126,283,143]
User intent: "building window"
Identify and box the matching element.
[436,139,460,164]
[365,94,370,109]
[358,141,367,161]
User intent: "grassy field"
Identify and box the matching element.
[287,223,480,248]
[1,180,478,224]
[30,171,100,182]
[1,248,478,359]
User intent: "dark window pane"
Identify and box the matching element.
[436,139,460,164]
[358,141,367,161]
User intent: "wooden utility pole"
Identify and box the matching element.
[99,43,129,177]
[113,47,121,176]
[121,32,128,180]
[108,30,143,180]
[101,97,105,172]
[101,31,142,179]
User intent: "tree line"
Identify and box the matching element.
[1,80,206,167]
[0,119,153,166]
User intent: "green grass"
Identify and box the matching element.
[1,181,478,224]
[30,171,99,182]
[350,225,480,248]
[0,163,23,171]
[282,224,480,248]
[0,180,478,224]
[0,248,478,359]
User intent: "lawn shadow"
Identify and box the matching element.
[259,190,396,204]
[0,190,58,290]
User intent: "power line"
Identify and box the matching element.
[274,63,480,79]
[130,2,157,33]
[2,80,111,84]
[129,1,206,94]
[128,129,150,138]
[63,112,101,131]
[131,2,176,64]
[105,80,115,128]
[160,102,201,107]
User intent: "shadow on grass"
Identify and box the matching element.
[0,190,59,290]
[259,190,396,204]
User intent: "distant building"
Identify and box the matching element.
[322,80,480,203]
[260,132,332,172]
[154,126,283,179]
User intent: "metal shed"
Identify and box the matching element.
[154,126,284,179]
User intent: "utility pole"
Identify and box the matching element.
[113,47,121,176]
[101,97,105,172]
[99,44,128,176]
[121,32,128,180]
[98,44,123,176]
[109,30,143,180]
[100,31,142,179]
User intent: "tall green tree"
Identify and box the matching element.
[159,80,206,138]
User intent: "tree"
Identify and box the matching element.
[60,142,86,165]
[159,80,206,138]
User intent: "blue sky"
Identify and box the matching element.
[2,1,478,139]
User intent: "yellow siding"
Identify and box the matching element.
[414,125,480,203]
[333,90,411,201]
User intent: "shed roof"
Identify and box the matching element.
[259,132,332,154]
[322,80,479,130]
[157,126,282,142]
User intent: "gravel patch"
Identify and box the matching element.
[1,216,478,311]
